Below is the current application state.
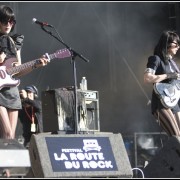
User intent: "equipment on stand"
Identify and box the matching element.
[42,88,100,134]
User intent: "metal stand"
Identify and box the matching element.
[40,25,89,134]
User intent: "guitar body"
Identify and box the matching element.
[0,57,18,68]
[0,58,20,90]
[154,81,180,108]
[0,65,20,90]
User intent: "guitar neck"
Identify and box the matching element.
[46,53,57,60]
[6,53,57,75]
[7,59,41,75]
[6,49,71,76]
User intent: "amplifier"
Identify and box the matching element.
[41,89,100,133]
[77,89,100,132]
[78,90,98,100]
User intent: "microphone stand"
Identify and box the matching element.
[41,26,89,134]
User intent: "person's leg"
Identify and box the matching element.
[8,109,18,139]
[154,108,180,136]
[174,112,180,130]
[0,106,13,138]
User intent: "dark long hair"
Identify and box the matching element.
[0,5,16,32]
[154,30,180,64]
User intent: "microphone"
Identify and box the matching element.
[32,18,53,27]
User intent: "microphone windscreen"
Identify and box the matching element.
[32,18,37,23]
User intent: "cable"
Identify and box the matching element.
[122,57,151,104]
[132,167,145,178]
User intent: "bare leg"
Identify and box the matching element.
[0,106,13,138]
[0,106,18,139]
[8,109,18,139]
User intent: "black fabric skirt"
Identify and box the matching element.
[0,86,22,110]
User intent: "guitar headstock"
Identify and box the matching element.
[55,48,71,59]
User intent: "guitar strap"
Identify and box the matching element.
[169,59,180,73]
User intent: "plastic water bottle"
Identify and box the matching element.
[81,77,87,90]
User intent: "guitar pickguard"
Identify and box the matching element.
[154,81,180,108]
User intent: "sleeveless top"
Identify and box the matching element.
[0,33,24,109]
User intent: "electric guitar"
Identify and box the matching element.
[0,48,71,90]
[154,80,180,108]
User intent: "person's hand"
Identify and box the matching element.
[0,52,6,63]
[35,55,50,68]
[167,72,180,79]
[19,89,27,99]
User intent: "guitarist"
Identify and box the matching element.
[144,30,180,136]
[0,5,49,139]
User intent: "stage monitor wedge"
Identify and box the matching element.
[144,136,180,178]
[0,139,31,177]
[29,133,133,178]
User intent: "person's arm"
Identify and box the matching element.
[22,98,41,112]
[144,71,168,83]
[20,89,41,111]
[14,52,49,78]
[144,68,180,84]
[13,49,33,77]
[0,51,6,63]
[144,55,180,84]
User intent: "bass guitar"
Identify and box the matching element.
[153,80,180,108]
[0,48,71,90]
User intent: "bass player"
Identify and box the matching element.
[144,30,180,136]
